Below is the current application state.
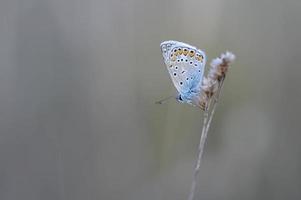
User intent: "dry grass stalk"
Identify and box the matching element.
[188,52,235,200]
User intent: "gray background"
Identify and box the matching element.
[0,0,301,200]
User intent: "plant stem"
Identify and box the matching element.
[187,76,225,200]
[188,108,209,200]
[204,77,225,136]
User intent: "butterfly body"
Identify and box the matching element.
[160,40,206,107]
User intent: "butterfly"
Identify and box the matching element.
[160,40,206,108]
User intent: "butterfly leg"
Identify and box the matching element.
[155,95,175,104]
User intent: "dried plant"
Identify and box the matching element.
[188,51,235,200]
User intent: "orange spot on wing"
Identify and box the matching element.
[196,54,203,62]
[177,48,183,55]
[172,49,178,56]
[189,49,195,57]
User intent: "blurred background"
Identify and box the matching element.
[0,0,301,199]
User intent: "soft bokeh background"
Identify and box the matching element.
[1,0,301,199]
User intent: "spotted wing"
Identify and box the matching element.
[160,40,206,95]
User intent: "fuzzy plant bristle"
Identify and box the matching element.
[208,51,236,81]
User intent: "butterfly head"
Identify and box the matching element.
[176,94,184,103]
[176,90,200,104]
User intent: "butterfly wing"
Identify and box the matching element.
[160,40,206,97]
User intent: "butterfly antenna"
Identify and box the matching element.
[155,95,174,104]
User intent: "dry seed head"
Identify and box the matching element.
[199,78,218,110]
[201,78,218,98]
[199,51,235,110]
[208,51,236,82]
[199,95,209,111]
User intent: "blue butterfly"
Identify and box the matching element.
[160,40,206,107]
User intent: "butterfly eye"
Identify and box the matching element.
[180,82,183,85]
